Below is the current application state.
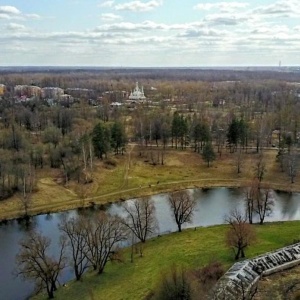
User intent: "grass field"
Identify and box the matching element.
[1,146,300,221]
[33,221,300,300]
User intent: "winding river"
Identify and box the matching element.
[1,188,300,300]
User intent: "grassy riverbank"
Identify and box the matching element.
[1,147,299,221]
[33,221,300,300]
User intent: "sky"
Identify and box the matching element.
[0,0,300,67]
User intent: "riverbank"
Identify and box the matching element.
[1,147,299,222]
[32,221,300,300]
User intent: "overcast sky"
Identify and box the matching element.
[1,0,300,67]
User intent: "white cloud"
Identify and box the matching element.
[204,13,249,26]
[115,0,162,12]
[0,5,40,20]
[0,6,21,15]
[5,23,27,31]
[101,13,122,21]
[194,2,249,13]
[98,1,115,8]
[252,0,300,17]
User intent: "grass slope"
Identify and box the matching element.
[34,221,300,300]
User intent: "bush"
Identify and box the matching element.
[104,158,117,169]
[154,265,192,300]
[194,261,224,285]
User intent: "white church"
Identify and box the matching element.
[129,82,146,101]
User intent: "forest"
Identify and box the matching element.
[0,68,299,218]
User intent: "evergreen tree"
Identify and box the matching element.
[92,123,110,159]
[202,143,216,167]
[111,122,127,155]
[227,118,240,152]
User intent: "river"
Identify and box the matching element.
[1,188,300,300]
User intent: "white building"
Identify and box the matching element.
[42,87,64,100]
[129,82,146,101]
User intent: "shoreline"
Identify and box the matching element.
[0,179,299,223]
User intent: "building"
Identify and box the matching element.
[65,88,94,99]
[0,84,6,96]
[14,85,41,98]
[42,87,64,100]
[129,82,146,101]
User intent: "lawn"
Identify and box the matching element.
[33,221,300,300]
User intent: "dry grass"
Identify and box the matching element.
[254,265,300,300]
[0,146,299,221]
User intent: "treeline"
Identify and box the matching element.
[1,67,300,82]
[0,98,127,204]
[0,74,299,202]
[15,188,206,299]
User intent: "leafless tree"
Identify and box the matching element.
[59,215,89,281]
[83,212,128,274]
[168,190,197,232]
[123,197,157,243]
[254,186,274,225]
[244,179,260,224]
[235,150,244,174]
[15,231,66,299]
[18,164,35,218]
[253,153,266,183]
[286,151,298,183]
[225,209,256,260]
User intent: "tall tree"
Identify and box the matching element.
[83,212,128,274]
[92,123,111,159]
[16,232,66,299]
[168,190,196,232]
[254,187,274,225]
[111,121,127,155]
[202,143,216,167]
[59,216,89,281]
[225,210,256,260]
[227,118,240,153]
[122,197,157,243]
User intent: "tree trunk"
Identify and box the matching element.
[177,223,182,232]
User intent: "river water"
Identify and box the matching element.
[1,188,300,300]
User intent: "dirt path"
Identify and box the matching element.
[119,144,134,190]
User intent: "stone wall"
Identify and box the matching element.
[212,243,300,299]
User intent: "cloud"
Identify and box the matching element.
[179,28,225,38]
[0,5,40,20]
[101,13,122,21]
[115,0,162,12]
[252,0,300,17]
[204,13,249,26]
[5,23,27,31]
[194,2,249,13]
[0,6,21,15]
[98,1,115,8]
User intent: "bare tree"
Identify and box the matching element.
[286,151,298,183]
[123,197,157,243]
[235,150,244,174]
[83,212,128,274]
[59,215,89,281]
[253,154,266,183]
[254,186,274,225]
[122,197,157,257]
[244,179,260,224]
[15,231,66,299]
[245,180,274,225]
[168,190,197,232]
[18,164,35,218]
[225,209,256,260]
